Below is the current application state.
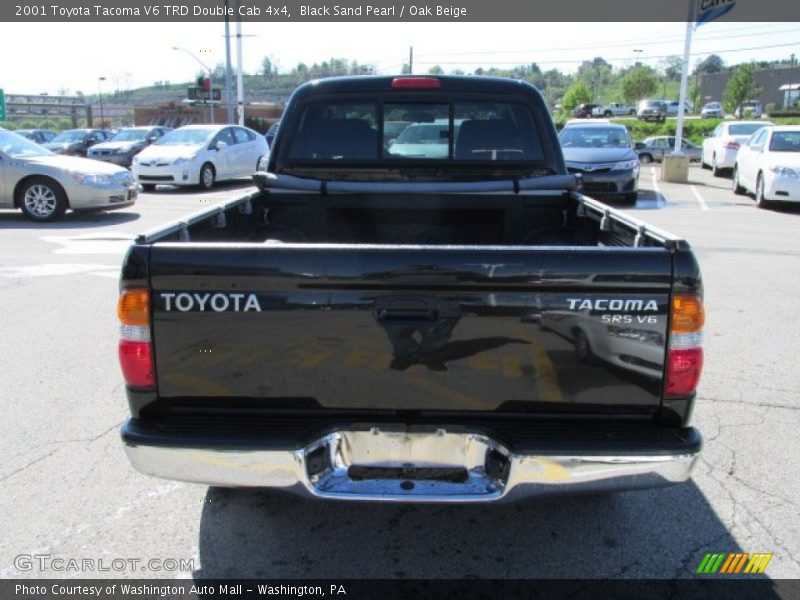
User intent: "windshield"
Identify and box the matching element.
[155,128,213,146]
[111,129,150,142]
[0,131,55,158]
[705,103,721,109]
[558,127,631,148]
[395,123,449,144]
[729,124,764,136]
[769,131,800,152]
[50,130,87,143]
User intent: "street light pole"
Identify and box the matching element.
[791,53,796,108]
[98,76,106,129]
[173,46,214,124]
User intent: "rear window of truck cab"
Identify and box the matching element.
[286,99,545,163]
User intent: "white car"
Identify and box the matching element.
[132,124,268,191]
[733,125,800,208]
[700,120,773,176]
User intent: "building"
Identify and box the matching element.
[700,64,800,109]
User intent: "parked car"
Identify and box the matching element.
[559,121,640,203]
[0,129,136,222]
[733,125,800,208]
[386,119,465,159]
[132,124,268,191]
[42,128,111,157]
[733,100,763,119]
[637,100,667,123]
[700,102,724,119]
[701,120,774,176]
[636,136,702,164]
[14,129,56,144]
[592,102,636,118]
[572,103,600,118]
[265,122,280,147]
[87,126,171,168]
[665,101,693,116]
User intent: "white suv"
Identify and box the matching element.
[734,101,763,119]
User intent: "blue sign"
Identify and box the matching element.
[696,0,736,26]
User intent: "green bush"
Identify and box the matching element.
[767,109,800,118]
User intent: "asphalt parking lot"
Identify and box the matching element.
[0,165,798,580]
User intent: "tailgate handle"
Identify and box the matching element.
[374,297,440,323]
[376,307,439,322]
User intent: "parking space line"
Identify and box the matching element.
[690,185,710,211]
[650,166,661,195]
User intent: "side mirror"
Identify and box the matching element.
[215,140,228,151]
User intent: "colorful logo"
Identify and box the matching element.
[696,552,773,574]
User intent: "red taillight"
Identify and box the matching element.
[118,288,154,390]
[665,294,704,397]
[723,139,740,150]
[391,77,441,89]
[119,340,154,388]
[666,348,704,396]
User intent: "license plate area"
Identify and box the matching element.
[302,428,511,502]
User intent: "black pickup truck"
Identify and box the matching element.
[119,76,704,502]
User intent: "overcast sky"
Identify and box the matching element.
[1,21,798,95]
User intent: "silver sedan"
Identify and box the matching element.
[0,129,137,222]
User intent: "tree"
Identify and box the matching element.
[621,66,658,104]
[428,65,444,75]
[661,56,684,81]
[561,81,593,112]
[695,54,724,75]
[261,56,275,77]
[723,63,763,117]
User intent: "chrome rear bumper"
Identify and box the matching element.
[122,423,700,503]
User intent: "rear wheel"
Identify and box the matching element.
[141,184,156,192]
[604,110,612,118]
[712,154,723,177]
[19,177,68,222]
[755,173,772,209]
[732,166,745,195]
[199,163,216,190]
[639,153,652,165]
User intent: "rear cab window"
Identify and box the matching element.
[278,84,553,181]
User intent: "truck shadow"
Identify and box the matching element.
[193,482,753,579]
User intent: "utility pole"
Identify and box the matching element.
[409,46,413,75]
[235,14,245,125]
[790,53,796,108]
[224,0,234,123]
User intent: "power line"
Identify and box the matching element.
[416,25,800,58]
[414,41,800,67]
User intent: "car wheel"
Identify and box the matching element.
[732,166,746,195]
[141,184,156,192]
[604,111,612,118]
[199,163,215,190]
[574,329,594,363]
[711,154,722,177]
[755,173,772,209]
[624,192,638,205]
[640,153,653,165]
[629,109,636,116]
[18,177,68,222]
